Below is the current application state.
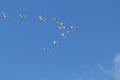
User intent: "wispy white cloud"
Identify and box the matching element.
[78,54,120,80]
[98,64,108,73]
[97,54,120,80]
[97,63,113,80]
[100,54,120,80]
[114,54,120,80]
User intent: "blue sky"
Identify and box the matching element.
[0,0,120,80]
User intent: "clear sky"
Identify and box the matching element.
[0,0,120,80]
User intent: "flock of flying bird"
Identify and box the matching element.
[2,12,77,52]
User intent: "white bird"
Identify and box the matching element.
[53,40,59,46]
[61,33,66,38]
[38,16,45,22]
[60,23,65,27]
[19,14,26,19]
[58,26,63,30]
[53,17,59,23]
[2,12,9,19]
[58,23,66,30]
[67,30,72,35]
[43,48,49,51]
[70,25,76,30]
